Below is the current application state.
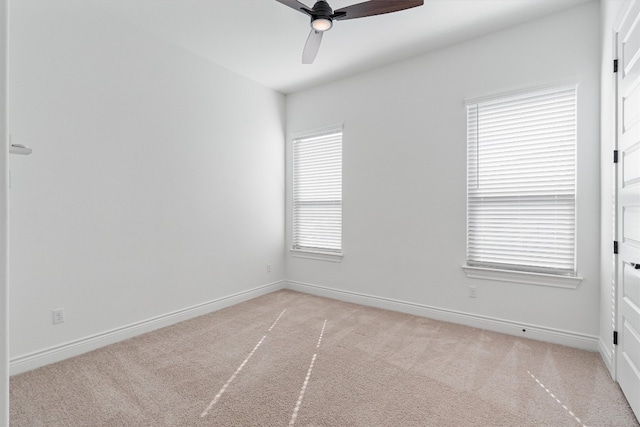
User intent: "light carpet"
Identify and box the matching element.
[10,290,639,426]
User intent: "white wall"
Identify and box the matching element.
[8,1,285,366]
[1,0,8,422]
[286,2,601,343]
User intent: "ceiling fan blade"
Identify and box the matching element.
[275,0,313,16]
[333,0,423,21]
[302,29,323,64]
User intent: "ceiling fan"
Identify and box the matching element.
[276,0,424,64]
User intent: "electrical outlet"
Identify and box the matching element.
[52,308,65,324]
[267,264,271,273]
[469,286,477,298]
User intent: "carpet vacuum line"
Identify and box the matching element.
[200,307,289,418]
[289,319,328,426]
[527,370,586,427]
[269,308,287,332]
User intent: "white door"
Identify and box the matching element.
[616,0,640,420]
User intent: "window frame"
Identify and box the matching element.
[463,83,583,288]
[290,125,343,262]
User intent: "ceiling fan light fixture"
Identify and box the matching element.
[311,17,332,31]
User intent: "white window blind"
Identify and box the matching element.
[466,85,577,276]
[293,127,342,254]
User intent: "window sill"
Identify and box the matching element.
[462,266,583,289]
[290,249,343,263]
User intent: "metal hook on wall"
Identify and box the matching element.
[8,135,32,155]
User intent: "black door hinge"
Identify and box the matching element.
[614,241,619,254]
[614,150,619,164]
[614,331,618,345]
[614,59,619,73]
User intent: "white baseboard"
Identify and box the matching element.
[10,279,601,375]
[285,280,599,351]
[599,338,615,379]
[10,281,286,375]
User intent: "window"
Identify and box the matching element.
[292,126,342,257]
[465,85,577,278]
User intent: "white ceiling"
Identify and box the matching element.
[95,0,592,94]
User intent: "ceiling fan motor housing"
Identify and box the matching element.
[310,1,334,31]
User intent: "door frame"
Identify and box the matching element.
[613,0,640,421]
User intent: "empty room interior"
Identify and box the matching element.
[1,0,640,425]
